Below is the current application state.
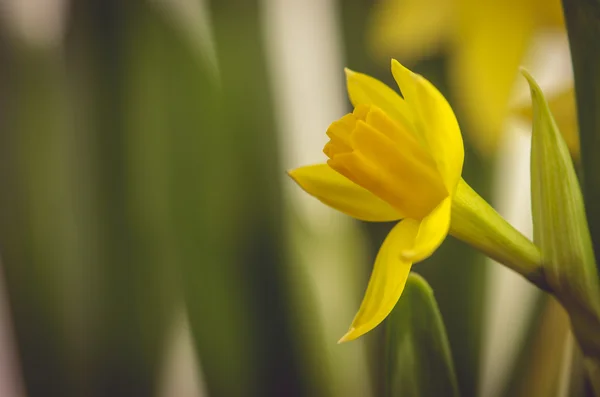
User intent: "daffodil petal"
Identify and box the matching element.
[330,118,447,219]
[413,75,464,192]
[392,60,464,192]
[288,164,404,222]
[391,59,419,106]
[339,219,419,342]
[452,0,536,153]
[344,68,413,129]
[402,196,451,263]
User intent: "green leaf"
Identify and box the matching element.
[166,1,328,396]
[500,296,577,397]
[523,69,600,309]
[523,69,600,390]
[385,273,460,397]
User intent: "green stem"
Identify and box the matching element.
[449,179,548,291]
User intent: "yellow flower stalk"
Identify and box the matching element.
[369,0,564,153]
[289,60,464,342]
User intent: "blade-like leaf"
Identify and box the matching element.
[524,69,600,311]
[169,1,327,396]
[500,296,576,397]
[524,69,600,392]
[385,273,460,397]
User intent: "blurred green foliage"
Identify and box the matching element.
[0,1,323,396]
[0,0,586,396]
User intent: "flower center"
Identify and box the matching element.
[324,104,448,219]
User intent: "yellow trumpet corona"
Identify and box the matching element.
[289,60,464,342]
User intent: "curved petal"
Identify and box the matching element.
[402,196,451,263]
[390,59,428,150]
[344,68,414,129]
[339,219,420,342]
[288,164,404,222]
[391,59,419,106]
[414,76,464,192]
[393,60,464,193]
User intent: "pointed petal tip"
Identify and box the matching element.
[286,168,298,181]
[344,67,356,77]
[337,327,358,344]
[287,167,308,188]
[390,58,413,76]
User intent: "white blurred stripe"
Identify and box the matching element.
[0,0,68,48]
[261,1,373,396]
[261,0,347,207]
[479,124,540,397]
[158,309,206,397]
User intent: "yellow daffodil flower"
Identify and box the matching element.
[369,0,564,153]
[288,60,464,342]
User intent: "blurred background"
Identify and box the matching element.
[0,0,578,396]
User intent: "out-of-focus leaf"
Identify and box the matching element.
[0,1,177,396]
[385,273,460,397]
[562,0,600,272]
[157,0,327,396]
[501,296,577,397]
[0,44,88,397]
[63,1,176,396]
[562,1,600,382]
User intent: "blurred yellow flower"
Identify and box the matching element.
[289,60,464,342]
[369,0,564,153]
